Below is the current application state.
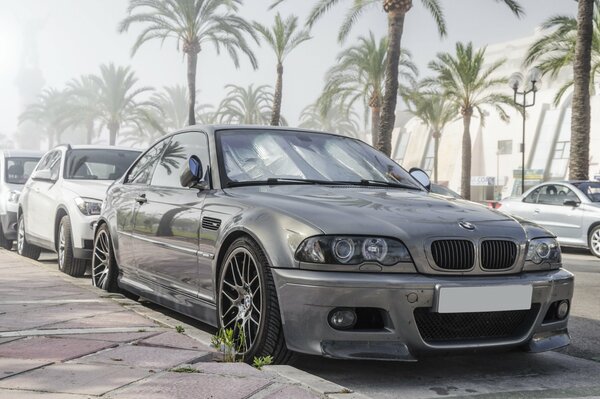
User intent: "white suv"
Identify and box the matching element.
[18,145,140,276]
[0,150,42,249]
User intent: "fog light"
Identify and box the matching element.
[328,308,357,330]
[556,300,569,320]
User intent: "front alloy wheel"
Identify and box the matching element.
[590,225,600,258]
[92,225,118,292]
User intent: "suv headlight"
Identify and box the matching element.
[7,190,20,203]
[526,237,561,265]
[295,236,412,266]
[74,197,102,216]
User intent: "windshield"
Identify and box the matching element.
[5,157,40,184]
[217,129,421,189]
[65,149,140,180]
[573,182,600,202]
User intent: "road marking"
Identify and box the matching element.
[0,326,163,338]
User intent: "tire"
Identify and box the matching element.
[589,225,600,258]
[57,215,87,277]
[216,237,295,365]
[91,224,120,292]
[0,224,13,250]
[16,213,41,260]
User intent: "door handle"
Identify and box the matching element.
[135,194,147,204]
[533,208,540,214]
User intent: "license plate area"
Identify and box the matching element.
[435,285,533,313]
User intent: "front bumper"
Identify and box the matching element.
[69,213,97,259]
[0,211,18,240]
[272,268,574,360]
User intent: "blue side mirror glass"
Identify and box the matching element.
[189,156,202,179]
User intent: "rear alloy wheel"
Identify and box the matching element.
[0,224,13,250]
[92,224,119,292]
[589,225,600,258]
[217,237,294,364]
[57,215,87,277]
[17,213,41,260]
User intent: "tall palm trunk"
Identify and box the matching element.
[433,131,441,184]
[86,120,94,145]
[185,42,200,126]
[379,1,411,156]
[370,93,382,147]
[570,0,594,180]
[461,108,473,200]
[108,122,119,146]
[271,63,283,126]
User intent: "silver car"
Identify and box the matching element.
[500,181,600,258]
[92,126,573,363]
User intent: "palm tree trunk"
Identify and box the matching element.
[433,131,440,184]
[109,123,119,146]
[371,106,381,147]
[186,51,199,126]
[569,0,594,180]
[378,7,408,156]
[86,120,94,145]
[271,63,283,126]
[461,109,473,200]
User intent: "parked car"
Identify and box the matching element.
[18,145,141,276]
[430,183,463,199]
[0,150,42,249]
[499,181,600,258]
[92,126,573,363]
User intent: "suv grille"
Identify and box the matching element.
[431,240,475,270]
[414,304,540,343]
[481,240,518,270]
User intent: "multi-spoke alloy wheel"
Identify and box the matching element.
[16,213,41,260]
[58,224,66,270]
[17,217,24,254]
[219,247,263,356]
[590,226,600,258]
[92,225,118,292]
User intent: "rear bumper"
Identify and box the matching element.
[0,211,18,240]
[271,268,574,360]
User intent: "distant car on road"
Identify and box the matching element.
[92,125,573,363]
[500,181,600,258]
[0,150,42,250]
[17,145,140,276]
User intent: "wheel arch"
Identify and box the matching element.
[588,221,600,238]
[215,229,271,279]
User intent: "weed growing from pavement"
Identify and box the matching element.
[175,325,185,333]
[252,356,273,370]
[171,366,199,373]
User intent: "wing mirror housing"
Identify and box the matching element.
[31,169,56,182]
[409,167,431,191]
[180,155,209,190]
[563,199,580,207]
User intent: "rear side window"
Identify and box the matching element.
[126,139,171,185]
[5,157,40,184]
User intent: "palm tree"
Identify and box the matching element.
[64,75,99,144]
[253,13,311,126]
[272,0,523,157]
[299,101,361,138]
[427,42,513,200]
[19,88,69,148]
[119,0,258,126]
[319,31,416,147]
[404,88,457,183]
[216,84,281,125]
[90,63,160,145]
[152,85,190,131]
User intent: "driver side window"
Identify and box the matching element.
[537,185,575,205]
[125,139,171,185]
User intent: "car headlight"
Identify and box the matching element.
[74,197,102,216]
[7,190,20,203]
[295,236,412,266]
[526,237,561,264]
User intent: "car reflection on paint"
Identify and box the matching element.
[91,125,574,363]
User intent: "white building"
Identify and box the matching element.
[391,31,600,202]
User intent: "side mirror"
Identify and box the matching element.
[563,199,580,207]
[409,167,431,191]
[180,155,209,190]
[31,169,55,182]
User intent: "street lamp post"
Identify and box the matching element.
[509,68,541,195]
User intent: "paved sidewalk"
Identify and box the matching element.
[0,249,358,399]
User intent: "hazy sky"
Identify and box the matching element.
[0,0,576,141]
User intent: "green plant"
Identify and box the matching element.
[211,326,246,362]
[171,366,199,373]
[252,355,273,370]
[175,325,185,333]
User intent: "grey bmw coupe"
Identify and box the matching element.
[92,126,573,363]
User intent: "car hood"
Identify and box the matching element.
[227,185,536,243]
[61,180,113,201]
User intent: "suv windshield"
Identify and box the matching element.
[65,149,140,180]
[217,129,421,189]
[573,182,600,202]
[5,157,40,184]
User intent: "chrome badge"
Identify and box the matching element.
[459,221,475,231]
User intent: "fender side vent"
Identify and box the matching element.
[202,217,221,231]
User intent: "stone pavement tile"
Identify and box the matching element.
[191,362,276,379]
[48,311,157,329]
[0,358,52,381]
[138,331,212,351]
[0,389,92,398]
[54,331,161,343]
[263,385,321,399]
[0,336,116,361]
[0,363,153,396]
[107,372,271,399]
[72,345,209,369]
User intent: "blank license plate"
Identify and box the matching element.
[436,285,532,313]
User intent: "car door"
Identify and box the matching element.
[132,132,211,300]
[113,139,172,273]
[25,150,62,245]
[533,184,584,244]
[503,187,541,221]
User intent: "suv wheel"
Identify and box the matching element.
[17,213,41,260]
[0,224,13,250]
[590,225,600,258]
[91,224,119,292]
[58,215,87,277]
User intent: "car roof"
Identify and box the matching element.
[53,144,142,152]
[168,124,350,140]
[1,149,44,158]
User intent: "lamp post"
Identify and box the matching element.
[509,68,541,195]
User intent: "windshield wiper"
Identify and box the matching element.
[358,179,421,190]
[226,178,350,188]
